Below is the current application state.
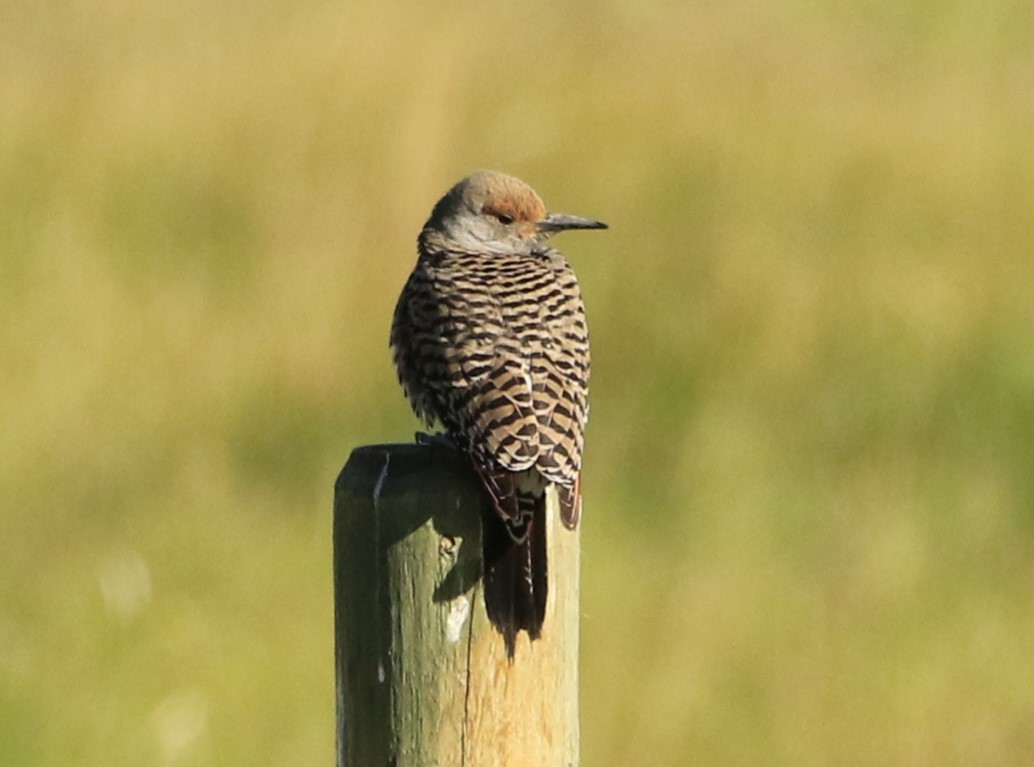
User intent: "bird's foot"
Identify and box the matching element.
[415,431,458,449]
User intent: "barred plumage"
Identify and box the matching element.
[390,170,606,655]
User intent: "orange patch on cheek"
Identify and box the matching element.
[484,196,546,224]
[484,200,519,221]
[517,198,547,222]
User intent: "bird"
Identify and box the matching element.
[390,170,606,656]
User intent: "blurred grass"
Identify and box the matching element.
[3,0,1034,764]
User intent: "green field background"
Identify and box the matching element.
[3,1,1034,764]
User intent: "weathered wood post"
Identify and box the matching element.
[333,443,580,767]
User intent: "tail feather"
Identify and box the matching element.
[482,492,547,658]
[557,477,581,530]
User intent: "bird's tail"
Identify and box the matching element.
[481,489,547,659]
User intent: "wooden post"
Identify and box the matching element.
[333,443,580,767]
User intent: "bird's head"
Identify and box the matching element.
[423,170,607,254]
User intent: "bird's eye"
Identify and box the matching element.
[484,207,514,225]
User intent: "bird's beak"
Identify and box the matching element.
[536,213,608,232]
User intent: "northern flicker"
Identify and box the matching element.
[390,170,606,655]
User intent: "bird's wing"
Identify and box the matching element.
[528,260,589,528]
[398,259,540,528]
